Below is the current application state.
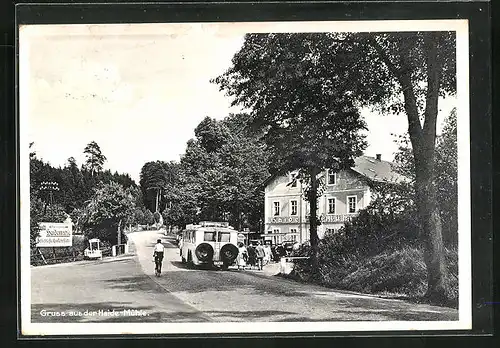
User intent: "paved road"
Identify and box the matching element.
[31,230,459,323]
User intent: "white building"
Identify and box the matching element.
[262,154,407,245]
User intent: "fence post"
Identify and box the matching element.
[280,257,286,274]
[38,248,47,265]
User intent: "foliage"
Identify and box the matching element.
[177,113,269,230]
[334,182,419,256]
[331,31,456,300]
[79,182,136,244]
[392,109,458,247]
[216,31,456,299]
[213,34,369,263]
[291,243,458,307]
[29,147,136,222]
[139,161,180,213]
[83,141,107,176]
[143,209,155,225]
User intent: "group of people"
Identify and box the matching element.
[236,241,273,271]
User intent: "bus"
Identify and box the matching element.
[179,221,239,269]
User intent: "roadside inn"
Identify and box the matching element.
[262,154,408,245]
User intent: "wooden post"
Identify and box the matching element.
[117,219,122,254]
[38,248,47,265]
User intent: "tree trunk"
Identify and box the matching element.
[308,167,320,274]
[117,219,122,246]
[155,189,159,213]
[414,162,448,301]
[398,33,448,301]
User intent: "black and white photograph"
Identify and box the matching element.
[19,20,471,335]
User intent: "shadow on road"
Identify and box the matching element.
[149,242,177,248]
[170,261,214,271]
[170,261,189,269]
[102,275,169,294]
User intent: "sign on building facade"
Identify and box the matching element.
[36,222,73,247]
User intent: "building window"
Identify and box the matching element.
[289,228,298,242]
[327,198,336,214]
[347,195,357,213]
[273,202,280,216]
[326,228,337,235]
[290,200,298,216]
[327,170,336,185]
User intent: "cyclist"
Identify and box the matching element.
[153,239,165,276]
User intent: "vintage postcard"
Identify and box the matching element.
[19,19,471,336]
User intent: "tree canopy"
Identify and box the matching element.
[214,31,457,300]
[213,33,369,266]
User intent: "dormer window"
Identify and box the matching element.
[290,173,297,187]
[327,170,337,185]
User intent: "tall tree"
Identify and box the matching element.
[83,141,107,177]
[213,34,367,269]
[323,32,456,300]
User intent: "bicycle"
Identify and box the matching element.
[153,252,163,277]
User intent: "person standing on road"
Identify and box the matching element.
[153,239,165,276]
[236,242,248,270]
[255,241,265,271]
[263,242,272,265]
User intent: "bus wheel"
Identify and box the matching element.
[181,256,186,264]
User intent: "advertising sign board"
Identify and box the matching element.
[36,222,73,247]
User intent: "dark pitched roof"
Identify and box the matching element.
[261,155,408,188]
[351,155,409,184]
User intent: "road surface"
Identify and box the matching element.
[31,230,459,323]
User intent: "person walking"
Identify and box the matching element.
[236,242,248,270]
[153,239,165,276]
[255,241,266,271]
[247,244,256,269]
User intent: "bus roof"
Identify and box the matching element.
[185,221,233,229]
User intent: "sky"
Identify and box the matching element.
[21,22,456,184]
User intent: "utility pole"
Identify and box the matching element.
[39,181,60,262]
[40,181,60,212]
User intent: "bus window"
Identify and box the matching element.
[204,232,216,242]
[218,232,231,242]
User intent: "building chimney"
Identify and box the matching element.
[376,154,381,161]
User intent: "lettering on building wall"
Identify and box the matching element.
[268,216,300,224]
[268,214,355,224]
[306,214,354,223]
